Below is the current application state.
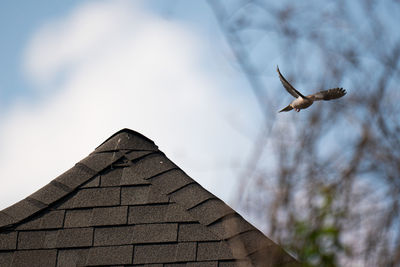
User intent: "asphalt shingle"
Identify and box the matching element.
[79,151,124,173]
[64,206,127,227]
[124,153,177,181]
[99,167,123,187]
[18,228,93,249]
[17,210,65,230]
[125,150,154,161]
[132,223,178,243]
[133,242,197,264]
[149,169,194,195]
[207,214,253,240]
[55,228,94,248]
[12,249,57,267]
[54,164,95,190]
[128,203,195,224]
[178,223,219,242]
[0,252,13,266]
[188,199,235,226]
[94,225,134,246]
[2,198,44,222]
[65,206,128,228]
[0,128,299,267]
[0,231,17,250]
[81,175,100,188]
[197,241,235,261]
[57,248,89,267]
[186,262,219,267]
[29,182,71,205]
[121,185,169,205]
[86,245,133,266]
[170,183,214,209]
[58,187,120,209]
[227,230,274,257]
[0,212,14,228]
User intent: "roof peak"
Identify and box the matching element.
[95,128,158,152]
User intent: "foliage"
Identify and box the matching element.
[208,1,400,266]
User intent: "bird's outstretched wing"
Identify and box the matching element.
[310,88,347,101]
[277,66,307,99]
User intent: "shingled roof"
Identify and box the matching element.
[0,129,299,267]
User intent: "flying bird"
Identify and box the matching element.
[277,66,346,112]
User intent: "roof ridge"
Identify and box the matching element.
[95,128,156,150]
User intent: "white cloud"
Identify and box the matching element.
[0,1,255,209]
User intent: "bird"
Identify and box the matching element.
[277,66,346,112]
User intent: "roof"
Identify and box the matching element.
[0,128,299,267]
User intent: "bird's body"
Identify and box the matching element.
[291,96,313,110]
[277,66,346,112]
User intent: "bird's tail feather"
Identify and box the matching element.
[279,105,293,112]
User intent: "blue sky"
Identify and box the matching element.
[0,1,267,213]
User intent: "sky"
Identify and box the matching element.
[0,1,268,212]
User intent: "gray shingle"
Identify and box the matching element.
[170,183,214,209]
[12,249,57,267]
[124,154,177,182]
[91,206,127,226]
[248,246,297,267]
[0,231,17,250]
[125,150,154,161]
[188,199,235,226]
[64,209,93,228]
[132,223,178,243]
[133,242,196,264]
[58,187,120,209]
[218,260,253,267]
[186,262,218,267]
[18,230,51,249]
[197,241,235,261]
[178,223,219,242]
[0,212,15,228]
[56,228,93,248]
[100,168,123,186]
[81,176,100,188]
[57,248,89,267]
[121,185,169,205]
[18,228,93,249]
[128,203,194,224]
[94,225,135,246]
[29,182,71,206]
[207,214,254,240]
[227,230,274,257]
[86,245,133,266]
[2,199,44,222]
[54,164,95,190]
[94,223,178,246]
[79,151,124,172]
[0,252,13,266]
[121,165,151,185]
[17,210,65,230]
[65,206,128,227]
[149,169,194,195]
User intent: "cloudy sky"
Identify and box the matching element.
[0,1,270,211]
